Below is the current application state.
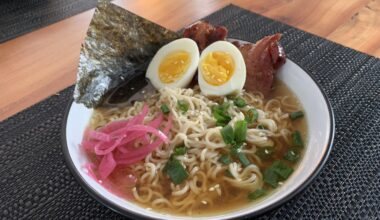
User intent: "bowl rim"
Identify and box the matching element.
[61,58,335,219]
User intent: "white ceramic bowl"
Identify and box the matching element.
[62,58,334,219]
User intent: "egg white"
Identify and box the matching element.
[146,38,199,90]
[198,41,246,96]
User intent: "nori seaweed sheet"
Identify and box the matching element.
[73,1,179,108]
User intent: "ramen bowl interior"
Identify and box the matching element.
[62,58,333,219]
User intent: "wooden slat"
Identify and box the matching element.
[328,0,380,57]
[0,10,93,120]
[0,0,378,121]
[253,0,370,36]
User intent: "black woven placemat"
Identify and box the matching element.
[1,4,380,219]
[0,0,98,43]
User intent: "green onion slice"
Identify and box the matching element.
[263,168,279,188]
[160,104,170,115]
[292,131,303,148]
[218,154,231,165]
[212,103,231,126]
[271,160,293,179]
[230,143,242,157]
[284,148,300,162]
[234,120,247,144]
[234,97,247,107]
[263,160,294,188]
[220,125,235,145]
[173,146,187,156]
[248,189,267,200]
[245,108,259,123]
[177,100,189,113]
[290,111,304,120]
[237,152,251,167]
[163,158,188,184]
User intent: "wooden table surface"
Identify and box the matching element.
[1,0,379,121]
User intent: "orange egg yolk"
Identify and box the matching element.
[159,51,191,83]
[201,51,235,86]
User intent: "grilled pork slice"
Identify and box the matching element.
[233,34,286,97]
[183,21,228,51]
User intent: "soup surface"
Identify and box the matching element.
[84,80,307,216]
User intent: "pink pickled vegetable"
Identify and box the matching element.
[115,115,173,163]
[81,139,98,151]
[99,153,116,180]
[140,134,150,146]
[98,104,148,134]
[95,125,168,155]
[88,130,112,142]
[82,104,172,180]
[99,119,130,133]
[148,113,163,128]
[83,163,97,180]
[117,113,163,153]
[111,125,168,142]
[94,138,123,155]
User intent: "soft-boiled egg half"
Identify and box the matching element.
[198,41,246,96]
[146,38,199,89]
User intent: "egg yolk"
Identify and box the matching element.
[201,51,235,86]
[159,51,191,83]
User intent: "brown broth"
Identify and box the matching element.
[257,79,308,170]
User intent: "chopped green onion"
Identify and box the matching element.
[173,146,187,156]
[255,147,275,160]
[218,154,231,165]
[292,131,303,148]
[257,124,265,130]
[163,158,188,184]
[213,111,231,126]
[160,104,170,115]
[234,120,247,144]
[177,100,189,113]
[230,143,242,157]
[234,97,247,107]
[245,108,259,123]
[237,152,251,167]
[263,168,279,188]
[219,102,230,111]
[220,125,235,145]
[271,160,294,179]
[263,160,294,188]
[212,103,231,126]
[212,102,230,112]
[248,189,267,200]
[284,148,300,162]
[290,111,304,120]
